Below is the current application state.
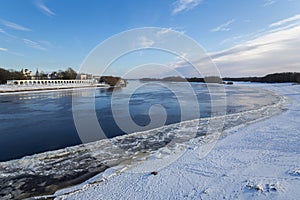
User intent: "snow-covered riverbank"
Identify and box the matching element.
[54,83,300,200]
[0,83,109,95]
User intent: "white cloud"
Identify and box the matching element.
[137,36,154,48]
[0,47,8,52]
[169,14,300,77]
[172,0,203,15]
[35,0,56,16]
[38,40,52,47]
[220,35,245,45]
[23,39,47,51]
[263,0,276,7]
[211,19,235,32]
[1,26,50,51]
[269,14,300,27]
[156,28,174,37]
[156,28,186,38]
[0,47,23,56]
[211,25,300,76]
[220,14,300,46]
[0,28,18,39]
[0,19,31,31]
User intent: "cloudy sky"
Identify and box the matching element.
[0,0,300,77]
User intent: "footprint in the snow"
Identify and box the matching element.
[245,180,281,193]
[288,169,300,176]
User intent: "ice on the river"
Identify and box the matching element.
[0,83,298,200]
[53,83,300,200]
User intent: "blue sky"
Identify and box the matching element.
[0,0,300,77]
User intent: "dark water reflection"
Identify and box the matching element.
[0,81,279,161]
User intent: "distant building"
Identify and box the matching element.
[31,69,41,80]
[7,79,95,85]
[22,69,33,79]
[79,73,93,80]
[80,74,87,80]
[118,79,127,86]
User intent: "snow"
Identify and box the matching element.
[0,83,109,95]
[53,83,300,200]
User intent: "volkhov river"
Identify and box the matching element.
[0,81,280,162]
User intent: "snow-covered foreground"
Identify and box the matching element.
[55,83,300,200]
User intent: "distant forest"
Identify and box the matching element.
[141,76,223,84]
[223,72,300,83]
[0,68,25,84]
[140,72,300,84]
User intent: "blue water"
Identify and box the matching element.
[0,81,279,162]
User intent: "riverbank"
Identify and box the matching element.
[0,83,109,95]
[53,83,300,200]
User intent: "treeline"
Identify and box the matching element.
[31,67,78,80]
[0,68,25,84]
[140,76,223,84]
[0,67,78,84]
[140,72,300,84]
[52,68,77,80]
[99,76,126,86]
[223,72,300,83]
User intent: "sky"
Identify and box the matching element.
[0,0,300,77]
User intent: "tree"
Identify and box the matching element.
[50,71,57,79]
[56,70,64,79]
[204,76,223,84]
[0,68,26,84]
[100,76,121,86]
[296,74,300,84]
[40,71,47,79]
[65,67,77,79]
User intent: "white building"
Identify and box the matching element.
[7,79,95,85]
